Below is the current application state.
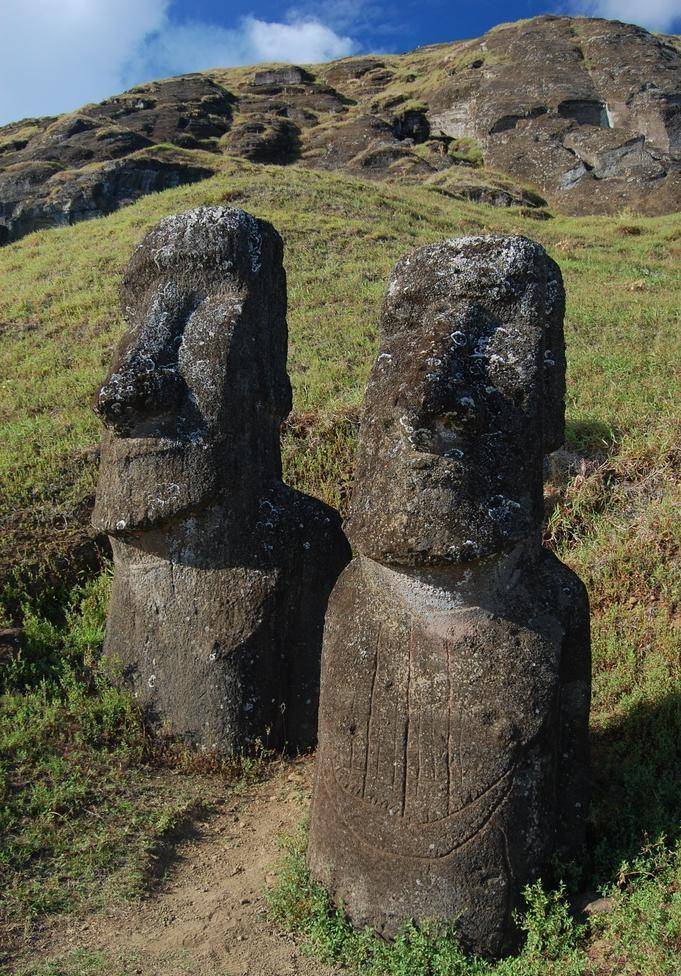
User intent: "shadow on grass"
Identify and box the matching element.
[588,689,681,887]
[142,802,211,890]
[564,417,619,457]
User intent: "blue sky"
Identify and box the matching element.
[1,0,680,125]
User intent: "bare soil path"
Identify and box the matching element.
[20,755,337,976]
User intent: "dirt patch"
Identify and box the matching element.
[17,756,337,976]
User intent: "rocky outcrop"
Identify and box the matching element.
[221,116,301,164]
[425,168,548,210]
[0,151,212,245]
[424,16,680,215]
[308,236,591,957]
[0,16,678,245]
[92,206,350,753]
[0,75,232,244]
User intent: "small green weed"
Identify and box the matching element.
[268,828,681,976]
[2,949,114,976]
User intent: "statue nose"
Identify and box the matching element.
[94,335,185,436]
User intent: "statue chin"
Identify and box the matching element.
[91,430,220,535]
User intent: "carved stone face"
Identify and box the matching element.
[92,206,291,534]
[346,236,566,566]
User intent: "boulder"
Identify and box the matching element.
[221,116,301,164]
[302,115,398,169]
[251,66,312,88]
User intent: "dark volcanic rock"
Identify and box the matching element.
[92,206,350,753]
[308,236,591,957]
[428,175,548,209]
[0,15,678,243]
[302,113,438,178]
[239,80,350,119]
[221,116,301,164]
[323,57,392,87]
[427,16,681,214]
[0,153,213,245]
[349,142,434,178]
[303,114,397,168]
[251,65,312,87]
[83,75,234,148]
[392,107,431,143]
[0,76,232,244]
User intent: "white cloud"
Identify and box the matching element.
[0,0,168,124]
[134,15,355,82]
[0,1,357,126]
[572,0,681,32]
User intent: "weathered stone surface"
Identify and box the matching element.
[92,206,350,753]
[0,153,213,245]
[392,107,431,143]
[302,113,440,179]
[348,141,435,178]
[221,116,301,164]
[308,236,591,957]
[345,236,568,565]
[251,66,312,88]
[427,16,680,215]
[425,169,548,209]
[1,15,678,245]
[303,114,397,168]
[0,75,233,244]
[322,58,394,96]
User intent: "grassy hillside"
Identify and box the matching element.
[0,157,679,973]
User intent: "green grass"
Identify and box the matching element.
[446,136,484,166]
[0,157,679,971]
[268,827,680,976]
[0,574,181,948]
[1,158,678,568]
[0,569,273,962]
[6,950,115,976]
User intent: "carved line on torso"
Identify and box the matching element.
[322,755,514,861]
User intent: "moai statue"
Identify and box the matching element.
[92,206,350,753]
[308,236,591,958]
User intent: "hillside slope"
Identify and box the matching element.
[1,156,679,585]
[0,136,679,971]
[0,15,679,246]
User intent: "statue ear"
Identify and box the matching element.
[542,261,567,455]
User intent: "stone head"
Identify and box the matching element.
[92,206,291,535]
[346,236,566,566]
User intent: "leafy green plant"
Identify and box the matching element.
[269,826,681,975]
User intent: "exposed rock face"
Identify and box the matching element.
[425,16,680,214]
[0,153,212,245]
[221,116,301,164]
[1,16,678,245]
[0,75,232,244]
[92,206,350,753]
[252,66,312,87]
[308,236,591,957]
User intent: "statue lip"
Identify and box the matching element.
[102,432,210,458]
